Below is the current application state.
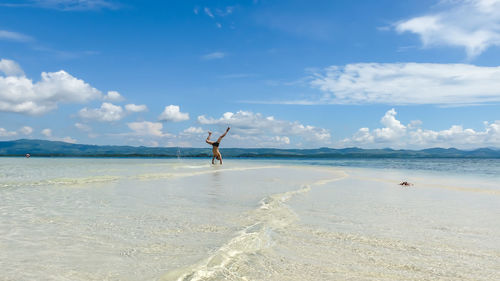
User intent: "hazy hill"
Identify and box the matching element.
[1,139,500,158]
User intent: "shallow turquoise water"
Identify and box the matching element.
[0,158,499,280]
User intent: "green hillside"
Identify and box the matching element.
[1,139,500,158]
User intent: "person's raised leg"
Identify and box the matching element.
[206,131,213,145]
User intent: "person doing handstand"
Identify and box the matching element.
[206,127,230,165]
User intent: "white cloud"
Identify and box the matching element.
[226,134,293,148]
[127,121,170,137]
[202,52,225,60]
[0,126,33,138]
[40,127,76,143]
[61,136,77,143]
[0,60,102,115]
[41,128,52,137]
[0,30,33,42]
[396,0,500,58]
[197,110,330,146]
[0,59,24,76]
[158,105,189,122]
[74,122,91,132]
[273,136,290,145]
[79,102,125,122]
[103,90,124,102]
[341,108,500,149]
[375,108,407,141]
[79,102,147,122]
[408,120,423,129]
[125,103,148,113]
[0,128,17,137]
[19,126,33,135]
[310,62,500,105]
[183,126,204,134]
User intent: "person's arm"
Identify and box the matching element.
[217,127,230,142]
[206,131,213,144]
[219,155,223,165]
[212,156,215,164]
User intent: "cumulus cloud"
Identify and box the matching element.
[202,52,225,60]
[103,90,124,102]
[310,63,500,105]
[158,105,189,122]
[79,102,147,122]
[226,134,293,148]
[0,59,102,115]
[19,126,33,135]
[341,108,500,149]
[79,102,125,122]
[183,126,204,134]
[0,59,24,76]
[127,121,170,137]
[273,136,290,145]
[39,128,76,143]
[125,103,148,113]
[41,128,52,137]
[0,128,18,137]
[197,110,330,146]
[0,126,33,137]
[344,109,406,145]
[396,0,500,58]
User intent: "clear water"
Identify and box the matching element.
[255,157,500,178]
[0,157,499,280]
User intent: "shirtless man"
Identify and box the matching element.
[206,127,230,165]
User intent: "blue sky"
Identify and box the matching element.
[2,0,500,149]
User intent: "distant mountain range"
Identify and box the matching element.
[1,139,500,158]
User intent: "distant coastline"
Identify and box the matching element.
[1,139,500,158]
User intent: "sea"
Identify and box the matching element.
[1,157,499,280]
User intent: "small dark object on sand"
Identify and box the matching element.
[399,181,413,186]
